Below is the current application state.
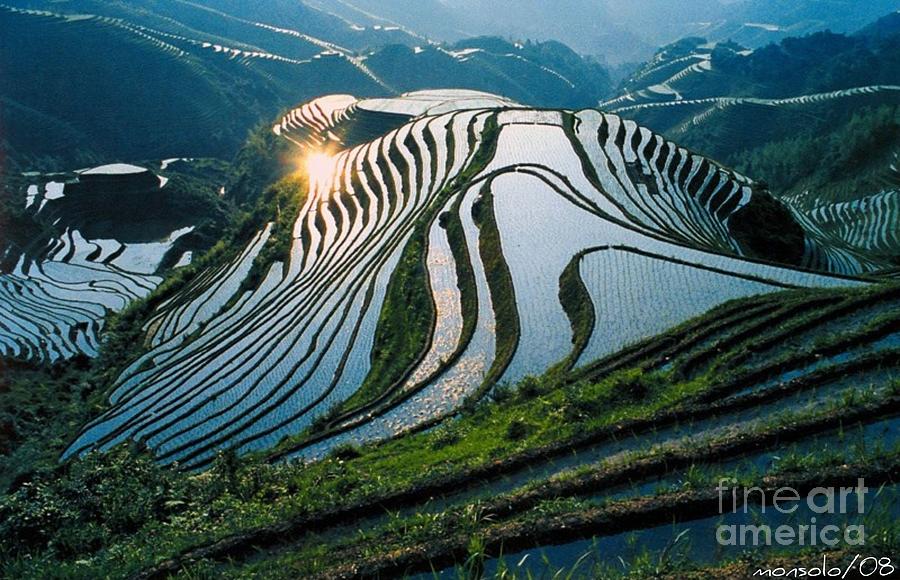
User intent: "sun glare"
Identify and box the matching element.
[305,152,335,186]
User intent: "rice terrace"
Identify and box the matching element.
[1,2,899,579]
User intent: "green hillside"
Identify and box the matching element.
[3,84,897,577]
[605,17,900,202]
[0,3,613,171]
[1,5,898,580]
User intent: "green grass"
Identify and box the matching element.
[203,390,900,579]
[471,181,520,391]
[0,359,713,577]
[0,357,101,490]
[338,220,435,413]
[443,199,480,349]
[556,252,596,371]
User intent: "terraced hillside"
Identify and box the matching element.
[0,161,229,362]
[602,22,900,272]
[784,190,900,273]
[4,279,897,578]
[0,2,610,169]
[56,91,874,472]
[605,20,900,164]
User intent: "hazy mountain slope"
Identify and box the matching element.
[313,0,655,64]
[603,19,900,219]
[9,0,423,51]
[177,0,424,49]
[304,0,463,42]
[708,0,900,46]
[0,3,612,170]
[604,0,900,55]
[311,0,900,64]
[363,38,612,109]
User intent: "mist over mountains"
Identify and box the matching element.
[0,1,610,170]
[312,0,900,63]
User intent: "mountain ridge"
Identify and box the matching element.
[0,3,612,171]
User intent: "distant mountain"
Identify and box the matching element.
[602,17,900,195]
[598,15,900,269]
[310,0,657,64]
[0,2,611,171]
[310,0,900,64]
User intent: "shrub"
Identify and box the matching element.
[622,378,651,401]
[515,376,543,400]
[210,450,241,496]
[563,396,603,422]
[505,420,532,441]
[330,443,362,461]
[430,425,462,450]
[0,448,180,557]
[489,384,514,403]
[611,369,663,402]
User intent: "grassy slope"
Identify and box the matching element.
[336,223,435,413]
[471,182,520,391]
[2,282,897,577]
[556,252,596,371]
